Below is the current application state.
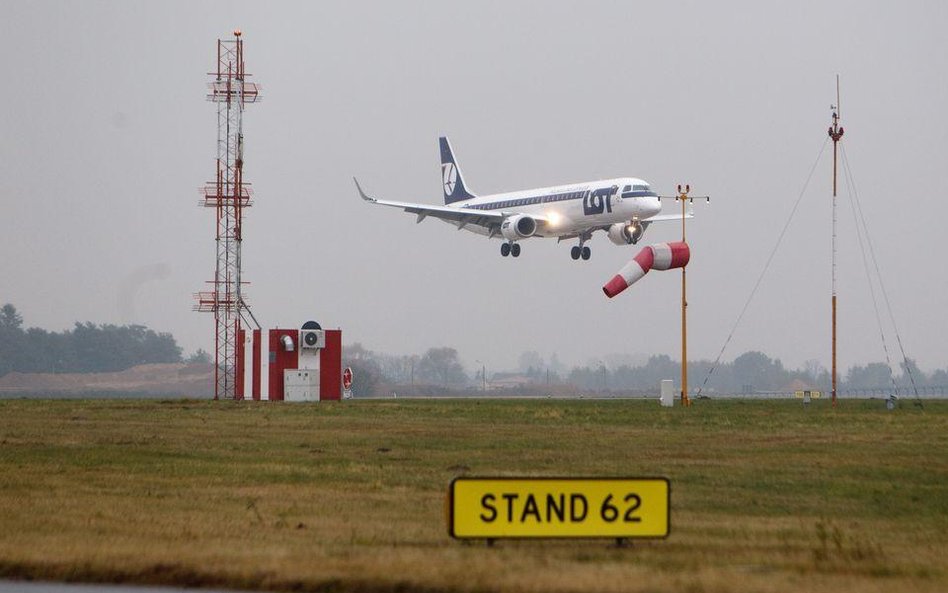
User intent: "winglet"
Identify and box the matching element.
[353,177,375,202]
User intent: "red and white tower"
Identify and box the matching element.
[194,30,261,400]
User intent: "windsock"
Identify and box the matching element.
[603,241,690,298]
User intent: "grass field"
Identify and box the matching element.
[0,397,945,593]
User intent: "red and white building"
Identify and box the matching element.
[236,322,342,401]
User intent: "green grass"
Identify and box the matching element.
[0,398,945,592]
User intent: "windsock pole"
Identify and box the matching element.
[673,185,708,405]
[678,185,691,407]
[605,185,706,410]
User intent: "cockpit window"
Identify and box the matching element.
[621,183,657,199]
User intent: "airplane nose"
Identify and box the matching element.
[650,197,662,216]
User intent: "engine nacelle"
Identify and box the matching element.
[500,214,537,241]
[607,221,646,245]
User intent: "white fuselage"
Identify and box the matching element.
[453,177,662,239]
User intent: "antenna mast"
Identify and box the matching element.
[828,75,844,408]
[194,30,262,400]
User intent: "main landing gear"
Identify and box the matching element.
[501,242,521,257]
[570,234,592,261]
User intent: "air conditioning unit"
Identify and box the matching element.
[300,329,325,350]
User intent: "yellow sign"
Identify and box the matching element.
[447,477,669,539]
[794,391,822,399]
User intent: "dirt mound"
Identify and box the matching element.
[0,363,213,396]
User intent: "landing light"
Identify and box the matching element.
[547,211,562,226]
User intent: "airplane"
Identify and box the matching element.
[353,137,691,260]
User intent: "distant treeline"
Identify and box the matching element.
[0,303,185,375]
[565,352,946,395]
[344,342,948,397]
[3,300,944,396]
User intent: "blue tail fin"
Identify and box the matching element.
[440,136,477,204]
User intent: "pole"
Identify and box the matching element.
[679,185,691,407]
[828,76,844,409]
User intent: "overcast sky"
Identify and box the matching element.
[2,1,946,377]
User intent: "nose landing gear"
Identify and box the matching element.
[629,219,644,245]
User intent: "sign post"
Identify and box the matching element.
[342,366,353,399]
[794,390,822,407]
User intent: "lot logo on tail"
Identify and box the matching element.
[443,163,458,196]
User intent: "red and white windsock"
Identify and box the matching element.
[602,241,690,298]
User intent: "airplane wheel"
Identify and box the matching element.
[501,243,511,257]
[570,246,581,260]
[511,243,521,257]
[581,246,591,260]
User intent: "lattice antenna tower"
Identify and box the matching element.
[194,30,262,400]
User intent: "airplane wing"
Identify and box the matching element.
[354,178,550,236]
[652,195,704,222]
[554,210,694,243]
[643,211,694,223]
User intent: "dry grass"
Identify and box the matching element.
[0,397,945,592]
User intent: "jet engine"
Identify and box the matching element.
[500,214,537,240]
[607,220,646,245]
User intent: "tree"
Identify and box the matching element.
[344,342,373,362]
[803,359,825,381]
[346,360,381,397]
[518,351,544,372]
[567,366,598,390]
[930,368,948,387]
[899,358,928,387]
[186,349,212,364]
[0,304,23,330]
[343,342,382,377]
[548,352,566,376]
[731,351,789,392]
[416,347,468,386]
[0,304,26,376]
[0,305,181,376]
[845,363,893,389]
